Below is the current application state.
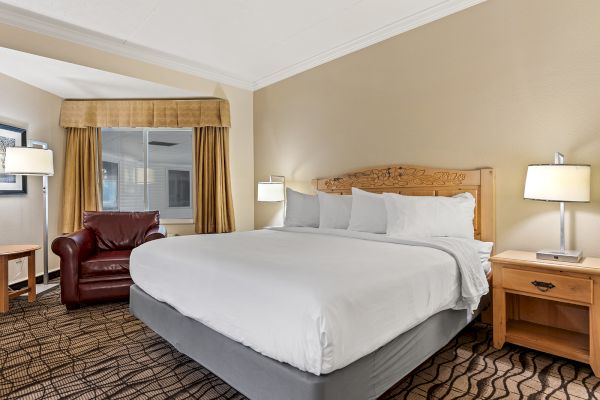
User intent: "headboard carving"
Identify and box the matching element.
[313,165,495,243]
[320,166,468,191]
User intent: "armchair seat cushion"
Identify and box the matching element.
[80,250,132,278]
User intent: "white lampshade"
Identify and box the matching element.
[4,147,54,176]
[257,182,285,202]
[524,164,590,202]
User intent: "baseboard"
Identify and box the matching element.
[9,270,61,290]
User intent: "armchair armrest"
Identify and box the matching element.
[51,228,97,305]
[143,225,167,243]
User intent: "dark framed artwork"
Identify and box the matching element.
[0,123,27,195]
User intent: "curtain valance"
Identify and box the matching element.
[59,98,231,128]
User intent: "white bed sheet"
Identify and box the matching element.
[130,228,486,375]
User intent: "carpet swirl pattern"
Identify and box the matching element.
[0,288,598,399]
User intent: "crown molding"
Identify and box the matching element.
[0,2,255,91]
[251,0,487,90]
[0,0,486,92]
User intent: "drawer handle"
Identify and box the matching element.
[531,280,556,292]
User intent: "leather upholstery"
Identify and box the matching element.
[83,211,160,251]
[52,211,165,309]
[144,225,168,243]
[80,250,131,278]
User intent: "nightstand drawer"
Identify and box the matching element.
[502,268,592,304]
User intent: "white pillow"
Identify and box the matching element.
[348,188,387,234]
[384,192,475,239]
[317,191,353,229]
[284,188,320,227]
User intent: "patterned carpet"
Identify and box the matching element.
[1,288,599,400]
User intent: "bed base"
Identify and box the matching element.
[130,285,489,400]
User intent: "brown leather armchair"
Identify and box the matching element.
[52,211,166,309]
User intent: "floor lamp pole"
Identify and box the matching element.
[42,174,49,286]
[28,139,55,292]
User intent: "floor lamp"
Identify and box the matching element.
[5,141,57,293]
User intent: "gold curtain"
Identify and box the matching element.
[59,99,230,128]
[193,127,235,233]
[61,127,102,233]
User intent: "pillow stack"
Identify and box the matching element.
[283,187,478,240]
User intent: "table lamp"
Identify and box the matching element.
[257,175,286,220]
[5,141,56,293]
[524,152,591,262]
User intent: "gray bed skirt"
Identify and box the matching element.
[130,285,489,400]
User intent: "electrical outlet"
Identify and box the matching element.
[9,257,26,282]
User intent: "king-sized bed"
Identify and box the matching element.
[129,165,495,400]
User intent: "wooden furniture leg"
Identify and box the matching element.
[590,277,600,376]
[27,251,36,303]
[0,255,8,313]
[493,287,506,348]
[492,263,506,349]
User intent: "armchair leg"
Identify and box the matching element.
[65,304,80,311]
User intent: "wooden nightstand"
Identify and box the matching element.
[492,250,600,376]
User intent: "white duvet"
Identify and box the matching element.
[130,228,488,375]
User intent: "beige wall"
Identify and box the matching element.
[0,22,255,235]
[0,73,65,283]
[254,0,600,256]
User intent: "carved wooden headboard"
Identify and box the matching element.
[313,165,495,242]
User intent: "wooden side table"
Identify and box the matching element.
[491,250,600,377]
[0,244,40,313]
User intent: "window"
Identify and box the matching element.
[101,128,193,220]
[102,161,119,210]
[168,170,191,207]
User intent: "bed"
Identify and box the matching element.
[129,165,495,400]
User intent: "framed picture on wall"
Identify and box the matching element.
[0,123,27,195]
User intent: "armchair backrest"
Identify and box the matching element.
[83,211,160,251]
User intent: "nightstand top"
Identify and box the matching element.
[491,250,600,275]
[0,245,40,256]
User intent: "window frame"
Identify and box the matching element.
[101,127,194,222]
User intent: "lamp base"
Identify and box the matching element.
[536,249,583,263]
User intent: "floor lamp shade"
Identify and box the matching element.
[524,164,590,203]
[4,147,54,176]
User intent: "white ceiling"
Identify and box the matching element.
[0,47,203,98]
[0,0,485,91]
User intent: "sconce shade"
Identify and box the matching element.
[4,147,54,176]
[257,182,285,202]
[524,164,590,202]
